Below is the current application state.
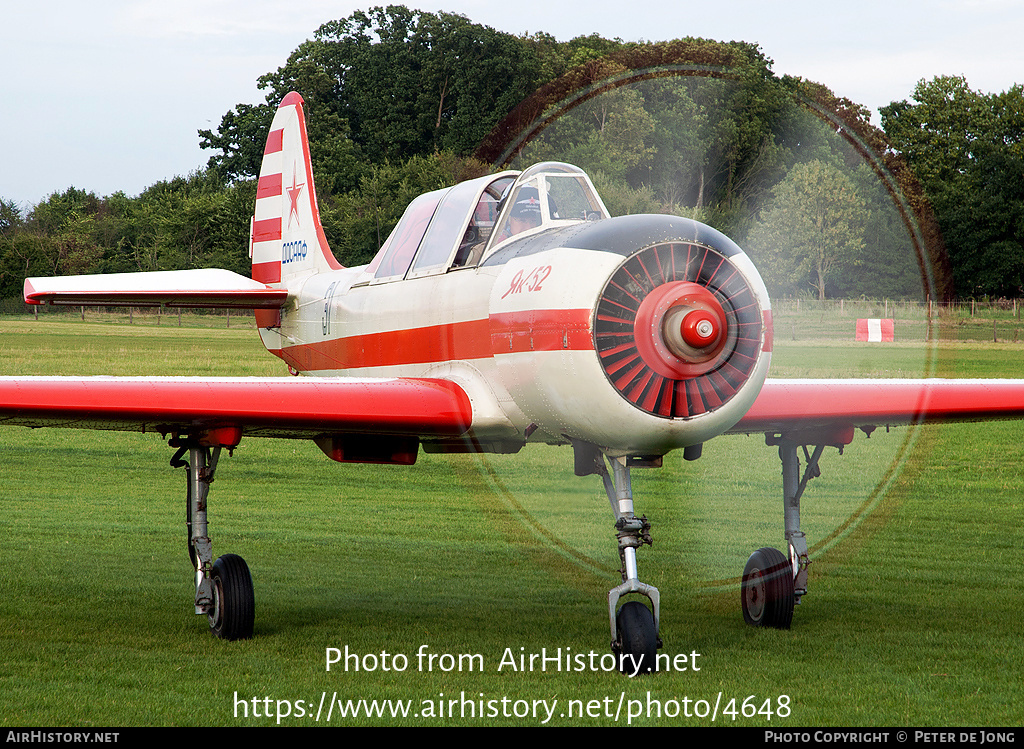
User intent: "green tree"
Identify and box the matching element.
[0,198,23,237]
[504,42,797,235]
[746,159,868,300]
[519,79,657,183]
[201,6,545,189]
[0,199,37,299]
[129,171,253,274]
[321,151,491,266]
[23,188,105,276]
[881,77,1024,297]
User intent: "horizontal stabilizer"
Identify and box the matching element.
[23,269,287,309]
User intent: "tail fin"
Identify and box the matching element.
[250,92,343,290]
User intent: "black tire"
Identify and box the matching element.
[741,547,794,629]
[209,554,255,640]
[615,601,658,674]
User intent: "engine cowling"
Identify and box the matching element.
[594,240,766,420]
[489,215,772,455]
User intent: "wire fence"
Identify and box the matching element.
[770,299,1024,343]
[0,298,257,329]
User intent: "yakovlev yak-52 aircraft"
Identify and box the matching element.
[8,92,1024,671]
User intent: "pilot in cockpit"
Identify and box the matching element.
[492,185,550,247]
[507,188,544,236]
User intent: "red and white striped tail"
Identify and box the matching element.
[250,92,343,289]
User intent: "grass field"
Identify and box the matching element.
[1,316,1022,726]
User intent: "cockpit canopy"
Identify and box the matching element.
[363,162,609,284]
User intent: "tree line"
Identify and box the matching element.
[2,6,1021,302]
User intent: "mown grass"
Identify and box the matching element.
[1,317,1022,726]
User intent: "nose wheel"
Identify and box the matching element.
[613,600,658,673]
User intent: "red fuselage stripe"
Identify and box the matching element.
[489,308,593,355]
[275,308,594,372]
[762,310,774,352]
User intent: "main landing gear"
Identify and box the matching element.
[171,434,254,640]
[740,429,854,630]
[575,443,662,674]
[575,427,854,669]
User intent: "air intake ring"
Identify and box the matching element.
[594,242,762,418]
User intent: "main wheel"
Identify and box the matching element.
[209,553,255,640]
[614,600,658,674]
[741,547,794,629]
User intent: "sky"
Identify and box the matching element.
[2,0,1022,209]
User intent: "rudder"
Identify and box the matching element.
[250,92,343,293]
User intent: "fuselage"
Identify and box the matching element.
[246,98,771,458]
[261,212,773,457]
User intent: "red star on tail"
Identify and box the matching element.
[287,166,304,228]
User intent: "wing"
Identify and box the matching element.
[0,375,471,446]
[732,378,1024,437]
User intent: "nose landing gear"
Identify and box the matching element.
[576,442,661,673]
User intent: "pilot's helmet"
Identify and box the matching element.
[511,187,543,221]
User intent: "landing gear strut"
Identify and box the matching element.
[576,443,661,673]
[741,429,853,629]
[171,435,254,640]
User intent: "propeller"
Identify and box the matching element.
[594,242,763,418]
